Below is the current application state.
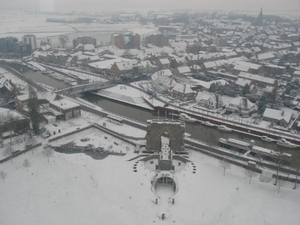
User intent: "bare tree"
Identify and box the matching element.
[292,152,300,189]
[274,151,284,186]
[15,136,23,146]
[0,170,7,183]
[3,146,14,163]
[244,168,257,184]
[58,35,69,48]
[6,111,17,145]
[219,158,231,176]
[0,113,5,148]
[26,136,37,154]
[27,85,40,135]
[43,146,53,163]
[277,178,285,194]
[23,159,31,172]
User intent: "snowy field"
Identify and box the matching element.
[1,143,300,225]
[1,108,299,225]
[0,110,299,224]
[0,11,158,46]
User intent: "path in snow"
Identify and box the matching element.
[154,184,176,224]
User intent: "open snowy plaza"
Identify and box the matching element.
[0,116,300,225]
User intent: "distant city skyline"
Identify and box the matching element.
[1,0,300,17]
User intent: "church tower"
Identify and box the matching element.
[254,8,264,26]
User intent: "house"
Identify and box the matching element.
[225,96,257,117]
[262,108,292,127]
[195,92,223,109]
[49,99,81,120]
[0,107,30,136]
[151,69,177,94]
[190,64,202,73]
[138,60,156,75]
[235,78,252,90]
[238,72,278,88]
[170,57,187,69]
[156,58,170,70]
[15,92,81,122]
[110,61,137,81]
[173,66,192,77]
[171,83,196,101]
[0,78,14,93]
[232,61,262,75]
[251,52,276,63]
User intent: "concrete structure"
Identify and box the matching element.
[22,34,37,50]
[158,137,174,170]
[145,119,185,153]
[145,34,169,47]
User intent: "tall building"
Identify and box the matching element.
[14,42,31,57]
[110,33,140,49]
[40,37,52,47]
[72,36,97,49]
[111,34,124,49]
[0,37,18,53]
[145,34,169,47]
[22,34,37,50]
[253,8,264,26]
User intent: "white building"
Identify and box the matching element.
[22,34,37,50]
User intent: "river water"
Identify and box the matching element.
[82,93,290,154]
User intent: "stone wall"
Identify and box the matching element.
[146,119,185,152]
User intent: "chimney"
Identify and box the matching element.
[281,111,284,116]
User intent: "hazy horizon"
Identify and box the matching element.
[1,0,300,17]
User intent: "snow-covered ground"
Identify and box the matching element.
[1,140,299,225]
[1,101,299,224]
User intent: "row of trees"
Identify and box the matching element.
[1,146,54,183]
[219,150,300,193]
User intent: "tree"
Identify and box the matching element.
[257,96,267,115]
[292,152,300,189]
[3,146,14,163]
[0,113,5,148]
[6,111,17,145]
[242,83,250,97]
[15,136,23,146]
[244,168,257,184]
[43,146,54,163]
[274,151,285,186]
[26,136,37,154]
[277,178,285,194]
[219,158,231,176]
[0,170,7,183]
[27,85,40,135]
[58,35,69,48]
[23,159,31,172]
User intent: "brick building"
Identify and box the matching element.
[73,36,97,49]
[110,33,140,49]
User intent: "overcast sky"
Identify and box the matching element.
[1,0,300,16]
